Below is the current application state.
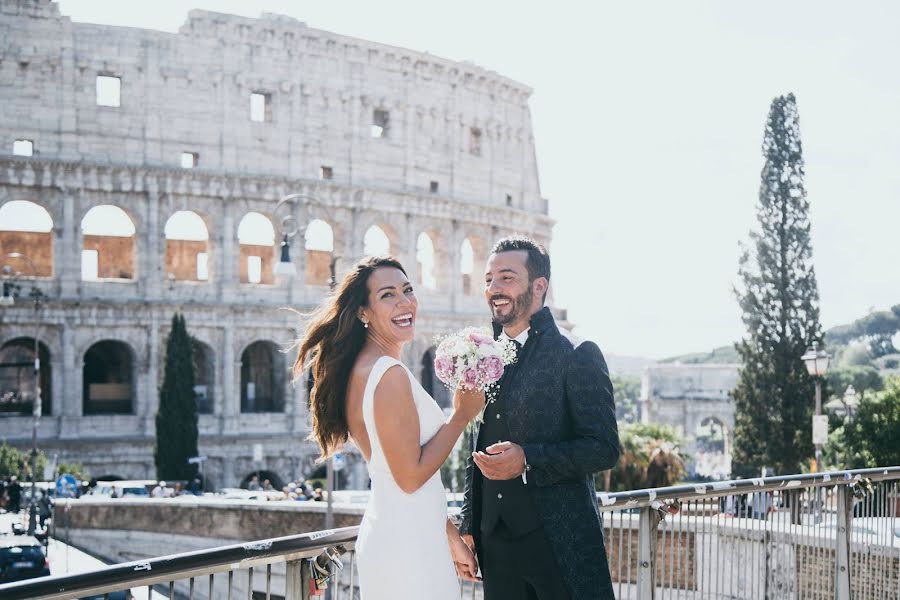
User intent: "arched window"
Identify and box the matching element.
[0,201,54,277]
[237,212,276,284]
[0,338,52,416]
[416,233,437,290]
[305,219,334,285]
[81,205,136,281]
[193,340,215,414]
[363,225,390,256]
[460,238,475,295]
[240,341,286,413]
[83,340,134,414]
[164,211,210,282]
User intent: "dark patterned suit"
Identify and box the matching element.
[460,307,621,599]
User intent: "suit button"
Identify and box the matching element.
[497,493,503,499]
[495,413,501,419]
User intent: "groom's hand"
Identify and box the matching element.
[473,441,526,480]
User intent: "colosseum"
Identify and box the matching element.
[0,0,560,490]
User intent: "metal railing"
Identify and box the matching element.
[1,467,897,600]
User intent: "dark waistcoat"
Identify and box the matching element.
[477,351,542,536]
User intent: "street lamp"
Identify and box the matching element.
[802,342,830,524]
[1,252,45,535]
[274,193,341,529]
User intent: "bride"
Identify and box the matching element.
[293,256,484,599]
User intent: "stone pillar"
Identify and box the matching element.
[219,202,235,303]
[143,312,160,436]
[137,190,161,301]
[58,189,79,297]
[222,318,238,434]
[450,220,462,311]
[404,215,419,288]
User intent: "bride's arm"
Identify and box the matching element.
[374,365,483,494]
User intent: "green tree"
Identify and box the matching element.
[826,365,883,400]
[841,377,900,468]
[603,422,686,491]
[732,93,824,478]
[611,373,641,423]
[154,313,199,481]
[0,444,46,480]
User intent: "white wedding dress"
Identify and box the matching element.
[355,355,460,599]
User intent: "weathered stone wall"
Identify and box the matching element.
[0,0,562,489]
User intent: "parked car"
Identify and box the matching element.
[0,535,50,583]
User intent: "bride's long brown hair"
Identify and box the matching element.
[292,256,407,460]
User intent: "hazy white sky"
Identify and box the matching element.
[54,0,900,358]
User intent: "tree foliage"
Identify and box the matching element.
[611,373,641,424]
[0,444,46,480]
[603,422,686,491]
[826,365,883,400]
[840,377,900,468]
[826,305,900,358]
[154,313,200,481]
[732,93,823,478]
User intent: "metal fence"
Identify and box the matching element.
[1,467,897,600]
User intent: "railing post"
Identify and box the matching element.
[285,559,307,600]
[834,485,853,600]
[637,505,661,600]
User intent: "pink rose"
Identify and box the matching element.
[434,355,455,382]
[461,367,479,390]
[480,355,504,383]
[467,331,494,345]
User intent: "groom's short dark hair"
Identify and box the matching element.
[491,235,551,292]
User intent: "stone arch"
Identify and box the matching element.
[240,470,285,491]
[0,337,52,416]
[420,346,450,409]
[83,339,136,414]
[81,205,136,281]
[164,210,210,282]
[304,219,334,285]
[0,201,54,277]
[363,224,391,256]
[416,231,437,290]
[460,234,488,296]
[240,340,286,413]
[237,212,276,284]
[693,416,731,479]
[192,339,215,414]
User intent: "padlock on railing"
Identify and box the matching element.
[849,477,874,500]
[650,499,681,522]
[307,545,349,596]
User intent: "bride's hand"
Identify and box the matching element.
[452,387,486,421]
[448,530,480,582]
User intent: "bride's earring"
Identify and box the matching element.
[362,320,369,329]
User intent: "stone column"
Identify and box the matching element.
[404,214,419,288]
[59,322,79,436]
[58,189,79,297]
[450,220,462,311]
[138,190,162,301]
[219,201,235,303]
[222,318,238,434]
[142,312,160,436]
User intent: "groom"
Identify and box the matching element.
[458,236,621,599]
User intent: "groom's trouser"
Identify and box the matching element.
[480,521,570,600]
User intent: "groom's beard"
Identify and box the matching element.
[491,285,534,326]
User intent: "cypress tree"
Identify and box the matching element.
[732,93,824,478]
[154,313,199,481]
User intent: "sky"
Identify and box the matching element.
[53,0,900,359]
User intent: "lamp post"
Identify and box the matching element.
[1,252,45,535]
[273,193,340,530]
[802,342,830,524]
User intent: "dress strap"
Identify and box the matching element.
[362,356,406,455]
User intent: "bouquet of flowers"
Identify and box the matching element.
[433,327,518,394]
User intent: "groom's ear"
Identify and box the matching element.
[533,277,549,302]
